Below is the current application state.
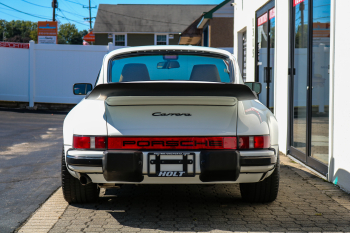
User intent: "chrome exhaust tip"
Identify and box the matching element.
[79,174,92,185]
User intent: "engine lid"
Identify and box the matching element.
[105,97,238,136]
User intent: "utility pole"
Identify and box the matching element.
[52,0,58,21]
[83,0,96,30]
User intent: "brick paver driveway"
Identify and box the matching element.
[22,155,350,233]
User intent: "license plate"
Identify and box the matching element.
[147,152,196,177]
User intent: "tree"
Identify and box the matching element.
[0,20,87,45]
[58,23,84,44]
[0,20,37,42]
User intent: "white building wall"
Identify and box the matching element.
[274,0,290,155]
[330,0,350,192]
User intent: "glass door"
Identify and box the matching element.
[289,0,330,175]
[256,3,275,113]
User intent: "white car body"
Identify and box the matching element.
[63,46,278,188]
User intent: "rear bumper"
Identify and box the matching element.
[66,148,277,183]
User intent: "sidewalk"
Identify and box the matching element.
[18,154,350,232]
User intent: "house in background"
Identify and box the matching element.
[93,4,215,46]
[179,0,234,53]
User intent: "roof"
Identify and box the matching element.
[203,0,232,19]
[94,4,216,33]
[178,15,203,45]
[197,0,234,28]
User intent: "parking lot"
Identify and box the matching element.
[0,109,66,233]
[1,108,349,233]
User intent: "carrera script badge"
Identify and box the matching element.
[152,112,191,116]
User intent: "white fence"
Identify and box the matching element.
[0,41,122,107]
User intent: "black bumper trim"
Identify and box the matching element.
[240,156,276,166]
[66,155,102,167]
[103,150,144,182]
[200,150,240,182]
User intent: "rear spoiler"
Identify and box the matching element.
[86,82,257,101]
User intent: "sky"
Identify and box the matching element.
[0,0,223,31]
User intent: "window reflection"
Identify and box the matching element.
[311,0,330,165]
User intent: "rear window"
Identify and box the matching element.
[110,54,234,83]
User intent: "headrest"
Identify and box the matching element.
[189,64,221,82]
[120,63,150,82]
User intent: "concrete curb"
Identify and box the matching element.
[17,188,68,233]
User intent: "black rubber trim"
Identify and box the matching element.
[103,150,144,182]
[200,150,240,182]
[66,155,102,167]
[240,156,277,166]
[86,82,257,101]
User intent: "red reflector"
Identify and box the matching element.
[95,137,106,149]
[254,135,270,149]
[108,137,237,150]
[73,136,90,149]
[238,136,250,149]
[238,135,270,149]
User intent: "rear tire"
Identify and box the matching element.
[61,148,100,204]
[239,157,280,203]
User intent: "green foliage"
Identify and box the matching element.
[0,20,37,42]
[1,20,87,45]
[58,23,86,45]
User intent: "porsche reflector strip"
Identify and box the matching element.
[108,137,237,150]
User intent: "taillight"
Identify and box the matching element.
[73,136,106,149]
[238,135,270,149]
[108,136,237,150]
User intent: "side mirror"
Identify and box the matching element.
[245,82,262,95]
[73,83,92,95]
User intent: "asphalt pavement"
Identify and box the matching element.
[0,108,67,233]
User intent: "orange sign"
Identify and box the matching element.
[37,21,58,44]
[83,31,95,42]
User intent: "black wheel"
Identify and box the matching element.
[239,157,280,203]
[61,148,100,204]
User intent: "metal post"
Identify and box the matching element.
[29,40,35,108]
[89,0,91,29]
[83,0,97,30]
[52,0,57,21]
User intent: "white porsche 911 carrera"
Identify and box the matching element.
[62,45,279,204]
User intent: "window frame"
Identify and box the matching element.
[113,33,127,46]
[154,34,168,45]
[107,52,235,84]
